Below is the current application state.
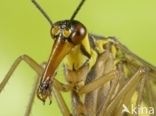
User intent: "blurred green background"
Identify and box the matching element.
[0,0,156,116]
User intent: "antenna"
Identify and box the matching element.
[70,0,86,21]
[32,0,53,26]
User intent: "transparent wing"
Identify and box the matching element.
[88,34,156,116]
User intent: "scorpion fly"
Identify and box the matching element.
[0,0,156,116]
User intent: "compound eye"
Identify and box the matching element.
[70,25,86,45]
[51,26,60,37]
[63,28,71,38]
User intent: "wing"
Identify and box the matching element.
[86,34,156,116]
[114,36,156,112]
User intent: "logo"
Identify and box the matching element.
[122,104,154,115]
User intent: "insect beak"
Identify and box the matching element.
[43,36,74,81]
[37,86,52,104]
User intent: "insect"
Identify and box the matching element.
[0,0,156,116]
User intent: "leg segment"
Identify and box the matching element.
[0,55,43,93]
[24,74,41,116]
[78,70,117,95]
[79,71,118,116]
[0,55,71,116]
[71,91,87,116]
[53,82,71,116]
[98,77,119,116]
[0,55,43,116]
[105,67,146,115]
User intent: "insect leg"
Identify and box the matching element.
[0,55,43,93]
[79,51,116,116]
[105,67,146,116]
[53,79,73,92]
[115,71,147,116]
[0,55,72,116]
[71,91,87,116]
[114,72,141,116]
[96,51,117,115]
[24,74,40,116]
[69,72,115,116]
[97,77,119,116]
[78,71,118,116]
[100,65,127,116]
[53,81,71,116]
[115,80,136,116]
[0,55,43,116]
[78,70,117,95]
[25,62,46,116]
